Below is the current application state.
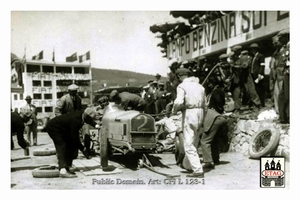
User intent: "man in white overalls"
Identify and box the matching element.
[172,67,206,178]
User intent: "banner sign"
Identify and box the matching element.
[167,11,289,62]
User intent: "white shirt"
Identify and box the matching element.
[172,76,206,113]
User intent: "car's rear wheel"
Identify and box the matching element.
[100,127,108,168]
[174,132,185,165]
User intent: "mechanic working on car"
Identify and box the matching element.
[42,107,101,178]
[200,76,228,169]
[172,67,206,178]
[109,90,147,112]
[81,95,109,157]
[11,108,31,150]
[54,84,82,116]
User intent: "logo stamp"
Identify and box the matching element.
[260,157,285,188]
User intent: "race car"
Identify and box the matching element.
[99,106,158,167]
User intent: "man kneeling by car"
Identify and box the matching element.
[43,107,101,178]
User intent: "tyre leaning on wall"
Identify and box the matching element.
[248,126,280,159]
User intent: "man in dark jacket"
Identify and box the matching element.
[276,29,290,124]
[155,82,168,114]
[11,109,31,150]
[249,43,266,107]
[55,84,82,116]
[200,77,227,169]
[109,90,146,112]
[43,108,100,178]
[143,85,156,114]
[22,95,38,146]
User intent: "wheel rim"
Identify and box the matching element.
[252,130,272,153]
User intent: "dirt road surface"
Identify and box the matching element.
[10,132,291,192]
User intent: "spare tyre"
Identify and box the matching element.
[33,148,56,156]
[32,165,59,178]
[248,126,280,159]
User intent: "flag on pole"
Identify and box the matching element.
[52,48,55,62]
[22,45,26,63]
[66,52,77,62]
[32,50,43,60]
[79,51,91,63]
[86,51,90,60]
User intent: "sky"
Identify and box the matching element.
[11,11,187,77]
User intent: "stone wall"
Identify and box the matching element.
[227,119,290,161]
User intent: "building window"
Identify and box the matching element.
[44,94,53,99]
[56,66,72,73]
[14,94,18,100]
[74,67,89,74]
[32,80,41,87]
[44,107,53,112]
[33,94,42,99]
[42,65,54,73]
[20,94,23,100]
[26,64,40,72]
[56,80,73,86]
[44,80,52,87]
[36,107,42,113]
[75,80,90,86]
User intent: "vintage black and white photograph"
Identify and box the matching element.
[6,0,297,195]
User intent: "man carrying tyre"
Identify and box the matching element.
[43,107,101,178]
[172,68,206,178]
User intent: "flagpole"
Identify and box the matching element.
[89,52,93,105]
[22,44,26,64]
[52,47,55,63]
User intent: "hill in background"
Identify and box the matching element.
[91,68,168,91]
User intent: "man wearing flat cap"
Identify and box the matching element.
[21,95,38,146]
[197,56,212,83]
[172,67,205,178]
[230,45,261,112]
[269,35,282,114]
[218,53,233,92]
[249,43,266,107]
[11,108,31,150]
[154,73,162,83]
[143,85,156,114]
[168,62,181,101]
[276,28,290,123]
[230,45,244,111]
[231,45,242,52]
[97,96,109,109]
[155,82,168,114]
[43,107,101,178]
[55,84,82,116]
